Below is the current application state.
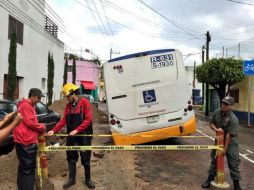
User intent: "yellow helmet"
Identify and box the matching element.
[62,83,79,97]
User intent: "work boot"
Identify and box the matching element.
[84,166,95,189]
[18,169,35,190]
[63,163,76,189]
[201,175,214,188]
[233,180,242,190]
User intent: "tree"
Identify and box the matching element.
[68,53,78,60]
[92,58,101,66]
[72,58,76,84]
[47,52,54,105]
[7,32,17,100]
[63,58,68,85]
[196,58,244,102]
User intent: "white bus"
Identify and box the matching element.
[103,49,196,145]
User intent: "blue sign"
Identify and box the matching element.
[143,90,156,103]
[243,60,254,75]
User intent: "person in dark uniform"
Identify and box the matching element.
[47,83,95,189]
[202,96,242,190]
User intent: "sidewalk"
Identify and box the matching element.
[194,108,254,131]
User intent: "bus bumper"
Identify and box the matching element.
[112,116,196,145]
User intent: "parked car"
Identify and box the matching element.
[80,94,99,108]
[0,99,60,156]
[193,96,203,105]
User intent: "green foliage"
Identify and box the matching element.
[196,58,244,100]
[47,53,54,105]
[68,53,78,60]
[7,32,17,100]
[91,58,101,66]
[72,58,76,84]
[63,58,68,85]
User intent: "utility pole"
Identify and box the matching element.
[110,48,120,59]
[193,61,196,88]
[205,31,211,116]
[192,61,196,105]
[222,47,224,58]
[80,47,83,60]
[202,46,205,106]
[226,48,228,58]
[110,48,112,59]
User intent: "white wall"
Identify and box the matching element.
[0,0,64,101]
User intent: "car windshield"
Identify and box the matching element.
[0,102,17,115]
[89,95,94,102]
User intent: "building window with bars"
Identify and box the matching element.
[41,78,46,89]
[45,16,58,38]
[8,15,24,45]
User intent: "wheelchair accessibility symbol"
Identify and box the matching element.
[143,90,156,103]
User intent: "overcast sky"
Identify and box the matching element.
[46,0,254,65]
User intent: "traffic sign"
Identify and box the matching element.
[243,60,254,75]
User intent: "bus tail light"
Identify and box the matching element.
[116,120,121,124]
[110,119,116,125]
[188,105,193,111]
[113,65,123,72]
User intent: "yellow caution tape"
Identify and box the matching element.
[52,134,217,138]
[37,155,43,190]
[41,145,223,152]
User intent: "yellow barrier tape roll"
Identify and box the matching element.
[42,145,223,152]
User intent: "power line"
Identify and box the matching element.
[102,0,182,34]
[215,24,254,35]
[99,0,114,36]
[35,0,66,31]
[214,36,254,41]
[77,0,204,40]
[18,0,86,50]
[39,0,65,23]
[91,0,110,37]
[138,0,202,41]
[227,0,254,6]
[0,0,63,47]
[80,0,111,49]
[26,0,65,33]
[74,0,199,42]
[27,0,64,33]
[71,0,115,54]
[99,0,120,51]
[41,1,94,50]
[90,0,116,49]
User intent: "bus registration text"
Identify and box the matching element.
[150,54,174,69]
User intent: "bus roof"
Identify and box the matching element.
[108,49,175,63]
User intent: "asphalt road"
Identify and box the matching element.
[98,103,254,190]
[133,116,254,190]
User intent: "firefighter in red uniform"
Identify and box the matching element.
[47,83,95,189]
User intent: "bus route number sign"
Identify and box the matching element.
[150,54,174,69]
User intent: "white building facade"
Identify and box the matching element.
[0,0,64,101]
